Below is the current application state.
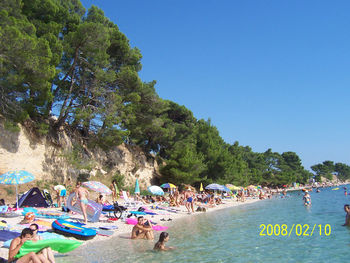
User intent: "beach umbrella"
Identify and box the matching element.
[0,170,35,209]
[222,186,231,192]
[200,183,204,192]
[148,185,164,196]
[134,179,140,194]
[226,184,241,191]
[160,183,176,189]
[205,183,225,191]
[82,181,112,195]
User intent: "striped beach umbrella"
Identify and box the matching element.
[82,181,112,195]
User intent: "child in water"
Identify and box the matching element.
[154,232,174,251]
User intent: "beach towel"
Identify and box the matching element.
[125,218,167,231]
[3,231,66,248]
[0,230,20,241]
[22,208,70,220]
[0,206,8,213]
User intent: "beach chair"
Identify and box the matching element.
[122,191,143,207]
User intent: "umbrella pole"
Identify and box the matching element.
[16,184,18,210]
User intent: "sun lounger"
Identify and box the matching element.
[121,191,143,207]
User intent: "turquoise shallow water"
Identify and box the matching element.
[57,186,350,263]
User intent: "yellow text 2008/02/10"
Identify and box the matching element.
[259,224,331,237]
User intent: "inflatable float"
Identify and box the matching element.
[67,193,102,222]
[52,219,97,240]
[126,218,168,231]
[15,239,82,259]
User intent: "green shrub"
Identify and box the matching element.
[5,188,14,195]
[4,120,20,133]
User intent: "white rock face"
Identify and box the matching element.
[0,120,160,189]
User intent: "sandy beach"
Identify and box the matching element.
[0,197,260,260]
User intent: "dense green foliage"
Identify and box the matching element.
[311,161,350,181]
[1,0,343,187]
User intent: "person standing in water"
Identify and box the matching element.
[154,232,174,251]
[303,191,311,206]
[75,181,89,224]
[342,204,350,226]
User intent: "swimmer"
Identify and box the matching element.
[303,192,311,206]
[343,204,350,226]
[154,232,174,251]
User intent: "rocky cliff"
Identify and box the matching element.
[0,118,160,190]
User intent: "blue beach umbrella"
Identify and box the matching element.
[205,183,225,191]
[134,179,140,194]
[0,170,35,209]
[222,186,231,192]
[148,185,164,196]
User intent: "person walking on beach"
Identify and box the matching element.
[342,204,350,226]
[75,181,89,224]
[154,232,174,251]
[131,216,154,240]
[110,180,119,203]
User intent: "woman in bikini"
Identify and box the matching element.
[75,181,89,224]
[29,224,55,263]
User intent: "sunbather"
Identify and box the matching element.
[30,224,55,263]
[131,216,154,240]
[8,228,48,263]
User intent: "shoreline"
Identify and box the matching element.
[0,197,261,260]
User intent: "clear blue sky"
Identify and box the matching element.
[81,0,350,170]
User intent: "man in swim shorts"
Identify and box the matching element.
[131,216,154,240]
[8,228,47,263]
[53,185,66,208]
[75,181,89,224]
[184,188,195,213]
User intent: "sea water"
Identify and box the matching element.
[57,186,350,263]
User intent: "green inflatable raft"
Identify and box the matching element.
[15,239,82,259]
